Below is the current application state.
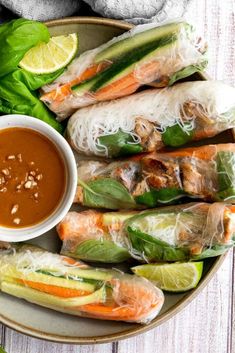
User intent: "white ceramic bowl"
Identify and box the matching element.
[0,114,77,242]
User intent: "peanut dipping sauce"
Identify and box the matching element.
[0,127,66,228]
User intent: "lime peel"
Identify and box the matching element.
[19,33,78,74]
[132,262,203,292]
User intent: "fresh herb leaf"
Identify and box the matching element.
[98,130,143,157]
[75,239,131,263]
[216,151,235,200]
[80,177,136,209]
[0,19,50,77]
[12,68,64,91]
[0,346,7,353]
[127,226,189,261]
[0,69,63,133]
[168,60,208,86]
[162,123,194,147]
[135,188,185,207]
[192,243,234,260]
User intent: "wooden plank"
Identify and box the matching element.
[0,324,4,349]
[231,249,235,353]
[3,328,113,353]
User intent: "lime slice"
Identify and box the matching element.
[132,262,203,292]
[19,33,78,74]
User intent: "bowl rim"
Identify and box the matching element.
[0,114,77,242]
[0,16,225,344]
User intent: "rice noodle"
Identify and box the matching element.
[67,81,235,157]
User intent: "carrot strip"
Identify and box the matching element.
[228,206,235,213]
[17,279,91,298]
[95,81,140,101]
[62,256,88,268]
[223,207,235,242]
[94,73,138,101]
[79,303,139,320]
[155,144,235,160]
[57,211,105,241]
[41,61,110,103]
[94,61,160,101]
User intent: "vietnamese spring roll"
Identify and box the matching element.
[75,144,235,210]
[57,202,235,263]
[0,244,164,324]
[40,21,207,120]
[67,81,235,158]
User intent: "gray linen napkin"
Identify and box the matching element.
[0,0,81,21]
[84,0,191,24]
[0,0,191,23]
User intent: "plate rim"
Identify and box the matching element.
[0,253,226,344]
[0,16,226,344]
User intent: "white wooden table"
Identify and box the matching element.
[0,1,234,352]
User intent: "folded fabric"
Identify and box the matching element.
[0,0,191,23]
[84,0,191,24]
[0,0,81,21]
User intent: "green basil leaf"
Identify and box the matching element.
[169,60,208,86]
[192,243,233,260]
[98,130,143,157]
[0,19,50,77]
[75,239,131,263]
[127,226,189,261]
[216,151,235,200]
[80,178,136,209]
[0,346,7,353]
[135,188,185,207]
[162,123,194,147]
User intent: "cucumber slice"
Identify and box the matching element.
[94,22,187,63]
[1,281,106,307]
[72,34,178,94]
[1,263,113,282]
[127,211,179,246]
[3,271,95,292]
[54,268,114,281]
[103,212,135,226]
[125,209,197,247]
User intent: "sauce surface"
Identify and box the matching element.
[0,127,66,228]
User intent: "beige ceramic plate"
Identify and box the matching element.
[0,17,232,344]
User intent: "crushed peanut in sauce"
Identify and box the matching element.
[0,127,66,228]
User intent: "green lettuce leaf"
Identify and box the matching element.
[0,18,50,77]
[0,69,63,132]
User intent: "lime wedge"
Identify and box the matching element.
[132,262,203,292]
[19,33,78,74]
